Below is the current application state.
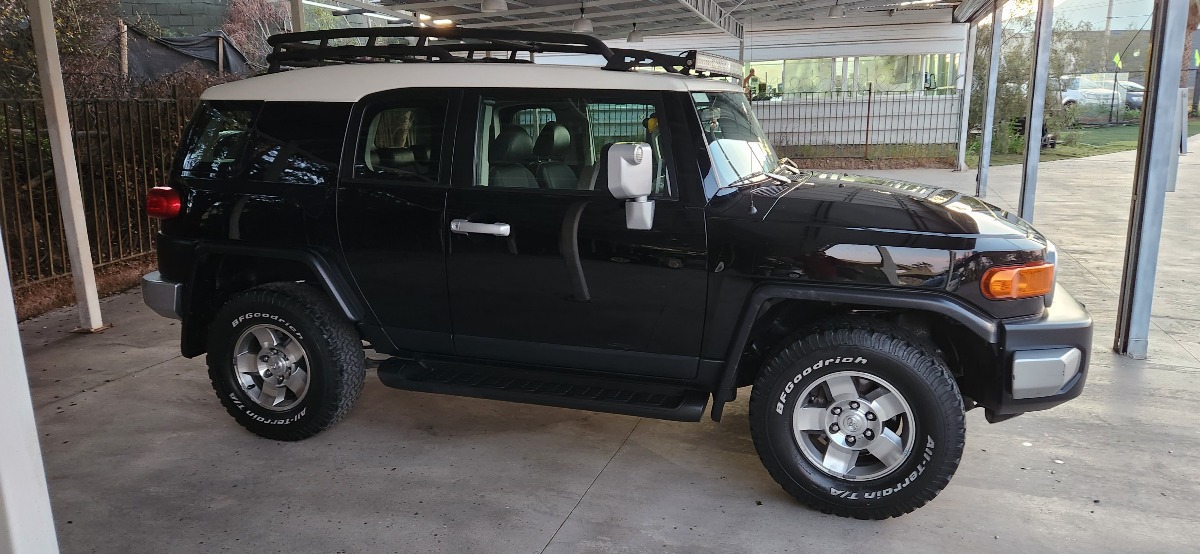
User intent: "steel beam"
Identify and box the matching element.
[1113,0,1190,359]
[26,0,104,331]
[976,0,1002,197]
[956,24,977,171]
[1017,0,1052,222]
[451,0,644,21]
[471,5,696,27]
[676,0,743,38]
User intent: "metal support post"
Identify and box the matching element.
[1114,0,1190,359]
[26,0,104,331]
[0,240,60,552]
[118,21,128,79]
[290,0,305,32]
[1017,0,1054,223]
[976,0,1003,197]
[738,37,745,65]
[1168,88,1186,191]
[956,24,978,172]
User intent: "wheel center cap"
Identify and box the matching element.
[842,414,865,433]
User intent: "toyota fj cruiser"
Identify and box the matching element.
[142,27,1092,520]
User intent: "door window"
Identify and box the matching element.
[355,98,449,183]
[474,93,672,196]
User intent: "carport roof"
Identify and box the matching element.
[355,0,991,41]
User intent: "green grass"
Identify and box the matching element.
[969,118,1200,167]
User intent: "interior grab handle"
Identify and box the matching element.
[450,219,511,237]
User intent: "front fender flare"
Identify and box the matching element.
[710,283,999,421]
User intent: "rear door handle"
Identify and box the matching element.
[450,219,511,237]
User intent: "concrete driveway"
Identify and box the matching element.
[22,141,1200,552]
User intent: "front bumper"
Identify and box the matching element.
[989,285,1092,416]
[142,271,183,320]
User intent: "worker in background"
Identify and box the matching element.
[743,68,760,98]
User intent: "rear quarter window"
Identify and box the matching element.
[179,101,258,180]
[177,101,351,185]
[245,102,352,186]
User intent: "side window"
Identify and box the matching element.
[474,93,672,196]
[179,102,257,180]
[245,102,351,186]
[355,98,448,183]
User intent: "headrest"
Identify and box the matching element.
[533,122,571,158]
[373,147,415,169]
[490,125,533,163]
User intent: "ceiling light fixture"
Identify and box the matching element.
[627,22,644,43]
[572,2,593,33]
[481,0,508,13]
[828,0,846,18]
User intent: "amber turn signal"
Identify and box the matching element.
[981,263,1055,300]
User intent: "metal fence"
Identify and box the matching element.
[753,88,963,159]
[0,97,196,289]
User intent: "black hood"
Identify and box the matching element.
[721,171,1041,241]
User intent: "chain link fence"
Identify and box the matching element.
[753,88,963,160]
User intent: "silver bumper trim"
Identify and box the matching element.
[1011,347,1082,400]
[142,271,183,320]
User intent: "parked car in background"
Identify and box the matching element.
[1118,81,1145,110]
[1059,76,1121,108]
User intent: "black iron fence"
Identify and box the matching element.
[0,97,196,289]
[753,88,964,160]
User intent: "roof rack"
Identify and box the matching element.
[265,27,741,79]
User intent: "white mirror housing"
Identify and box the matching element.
[606,143,653,200]
[605,142,656,230]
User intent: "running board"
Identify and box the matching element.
[377,357,708,422]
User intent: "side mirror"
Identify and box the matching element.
[605,142,655,230]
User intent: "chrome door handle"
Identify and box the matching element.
[450,219,511,237]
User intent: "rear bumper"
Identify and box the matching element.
[142,271,183,320]
[989,285,1092,416]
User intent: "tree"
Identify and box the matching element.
[1185,0,1200,114]
[0,0,120,97]
[223,0,290,71]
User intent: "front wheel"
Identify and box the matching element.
[207,283,365,441]
[748,318,965,519]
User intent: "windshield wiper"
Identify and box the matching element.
[726,170,790,189]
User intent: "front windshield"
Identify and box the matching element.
[691,91,780,187]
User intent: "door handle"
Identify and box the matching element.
[450,219,511,237]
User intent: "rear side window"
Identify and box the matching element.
[245,102,351,186]
[179,102,257,179]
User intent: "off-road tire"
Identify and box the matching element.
[748,317,965,519]
[207,283,365,441]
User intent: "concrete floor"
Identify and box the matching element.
[21,140,1200,553]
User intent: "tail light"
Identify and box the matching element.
[146,187,182,219]
[982,262,1055,300]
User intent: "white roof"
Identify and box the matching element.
[202,63,742,103]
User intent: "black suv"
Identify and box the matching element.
[141,28,1091,520]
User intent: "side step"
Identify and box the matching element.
[378,357,709,422]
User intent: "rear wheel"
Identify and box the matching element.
[207,283,365,441]
[748,317,965,519]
